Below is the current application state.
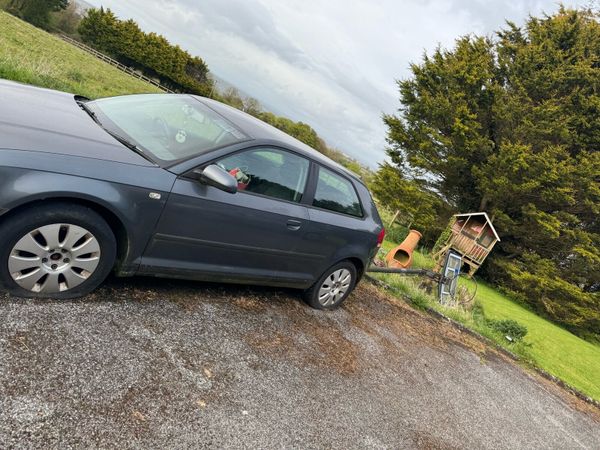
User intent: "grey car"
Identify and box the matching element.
[0,79,385,309]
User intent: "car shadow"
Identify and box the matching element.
[0,274,306,308]
[110,274,302,296]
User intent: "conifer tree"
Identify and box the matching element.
[379,7,600,337]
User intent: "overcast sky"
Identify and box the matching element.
[87,0,583,167]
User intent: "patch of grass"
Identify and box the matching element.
[373,232,600,402]
[472,280,600,402]
[0,11,161,98]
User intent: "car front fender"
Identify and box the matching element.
[0,161,176,275]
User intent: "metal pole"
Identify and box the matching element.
[366,266,448,284]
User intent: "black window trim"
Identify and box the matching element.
[185,144,313,206]
[301,161,319,206]
[307,163,365,219]
[181,144,366,217]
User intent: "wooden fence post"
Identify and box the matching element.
[389,210,400,229]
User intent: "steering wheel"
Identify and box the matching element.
[153,117,172,147]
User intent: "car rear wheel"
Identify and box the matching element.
[0,203,116,299]
[303,261,357,310]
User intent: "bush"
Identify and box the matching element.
[488,319,528,342]
[432,219,454,255]
[385,223,409,245]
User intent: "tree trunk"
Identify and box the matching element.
[479,194,489,211]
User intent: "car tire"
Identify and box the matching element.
[0,203,117,299]
[303,260,358,310]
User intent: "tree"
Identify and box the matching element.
[221,87,245,110]
[77,7,120,54]
[370,163,449,245]
[51,1,82,35]
[380,7,600,338]
[78,8,212,96]
[257,112,322,149]
[384,35,499,210]
[7,0,68,28]
[242,97,262,116]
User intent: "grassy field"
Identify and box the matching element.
[475,281,600,402]
[0,11,161,98]
[375,219,600,402]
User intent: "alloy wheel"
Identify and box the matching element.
[8,223,101,294]
[318,268,352,307]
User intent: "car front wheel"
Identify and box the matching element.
[0,203,116,299]
[303,261,357,310]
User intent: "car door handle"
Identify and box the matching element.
[286,219,303,231]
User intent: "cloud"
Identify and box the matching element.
[86,0,583,167]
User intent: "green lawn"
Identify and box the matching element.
[375,228,600,402]
[0,11,161,98]
[474,281,600,401]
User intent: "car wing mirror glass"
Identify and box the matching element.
[193,164,237,194]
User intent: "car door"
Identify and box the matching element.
[299,165,372,278]
[141,146,313,284]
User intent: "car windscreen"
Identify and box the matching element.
[87,95,249,163]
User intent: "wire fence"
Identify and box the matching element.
[58,34,176,93]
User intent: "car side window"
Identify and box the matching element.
[216,148,310,203]
[313,167,363,217]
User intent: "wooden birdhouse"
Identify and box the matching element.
[433,212,500,277]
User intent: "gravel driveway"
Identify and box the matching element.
[0,277,598,449]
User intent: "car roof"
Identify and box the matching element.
[191,95,361,182]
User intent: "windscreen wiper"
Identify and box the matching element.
[77,100,157,165]
[77,100,100,123]
[100,127,156,164]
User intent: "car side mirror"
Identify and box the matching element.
[193,164,237,194]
